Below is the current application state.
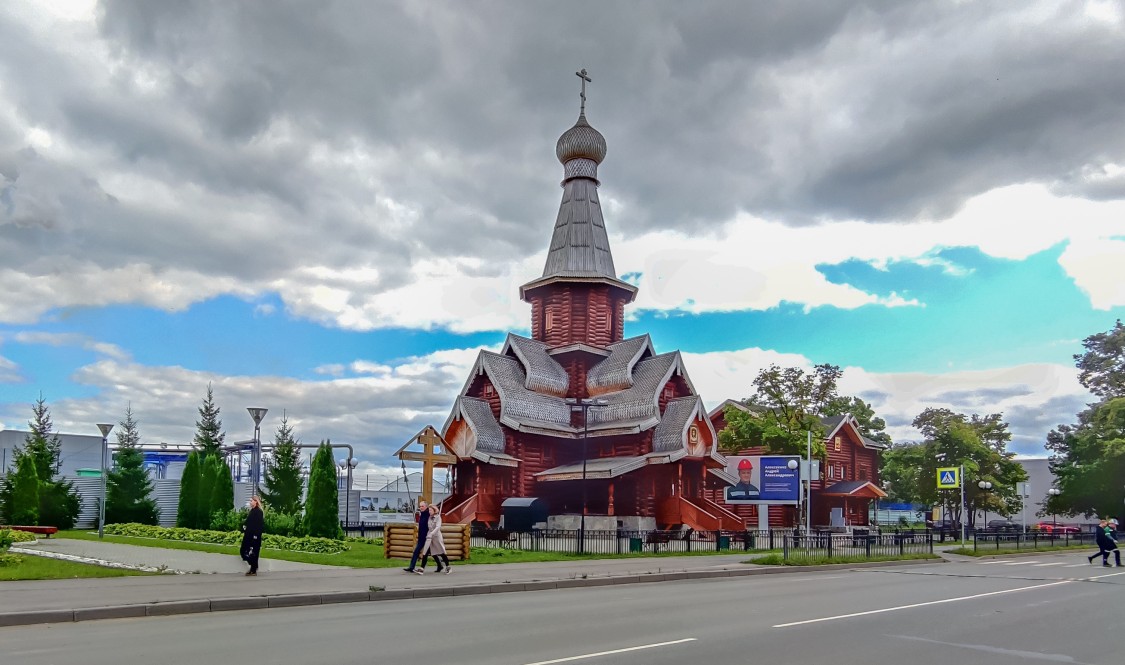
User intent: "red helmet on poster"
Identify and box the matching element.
[737,458,753,470]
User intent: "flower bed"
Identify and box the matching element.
[102,523,348,554]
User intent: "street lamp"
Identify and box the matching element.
[96,423,114,539]
[978,480,993,529]
[1048,488,1061,531]
[247,408,268,496]
[787,458,800,532]
[566,397,608,555]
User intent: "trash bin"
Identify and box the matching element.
[629,537,643,553]
[500,497,548,532]
[718,535,731,550]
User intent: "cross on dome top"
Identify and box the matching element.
[556,67,607,167]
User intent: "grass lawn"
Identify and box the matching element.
[747,552,941,566]
[947,544,1099,557]
[0,554,152,581]
[59,530,777,567]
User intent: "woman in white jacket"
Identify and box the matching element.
[421,504,452,574]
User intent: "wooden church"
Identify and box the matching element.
[439,77,743,532]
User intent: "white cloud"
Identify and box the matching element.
[0,353,22,383]
[10,331,130,361]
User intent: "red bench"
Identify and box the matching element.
[3,525,59,538]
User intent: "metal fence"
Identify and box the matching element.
[782,530,934,561]
[972,530,1098,552]
[463,526,793,555]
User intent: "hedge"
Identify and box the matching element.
[102,523,348,554]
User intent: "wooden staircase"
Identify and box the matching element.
[657,495,744,531]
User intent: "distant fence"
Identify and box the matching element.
[972,530,1098,552]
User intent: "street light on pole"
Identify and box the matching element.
[566,397,607,555]
[247,408,268,497]
[96,423,114,539]
[978,480,993,529]
[1048,488,1061,530]
[787,458,800,536]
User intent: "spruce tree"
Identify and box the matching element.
[10,454,39,525]
[197,455,220,529]
[176,452,202,528]
[303,441,341,539]
[105,405,159,525]
[210,458,235,521]
[16,397,81,529]
[262,413,304,515]
[193,384,225,458]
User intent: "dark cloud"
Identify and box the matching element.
[2,1,1124,325]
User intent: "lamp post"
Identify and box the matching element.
[1047,488,1061,531]
[566,397,607,555]
[787,458,800,541]
[247,408,268,497]
[96,423,114,539]
[977,480,993,530]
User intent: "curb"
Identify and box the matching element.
[0,558,941,628]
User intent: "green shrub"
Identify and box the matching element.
[0,552,23,567]
[0,529,13,552]
[210,507,249,532]
[345,536,383,546]
[264,511,304,538]
[102,523,347,554]
[2,529,36,545]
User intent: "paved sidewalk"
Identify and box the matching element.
[0,542,940,627]
[15,539,336,574]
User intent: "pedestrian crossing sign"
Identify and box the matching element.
[937,467,960,489]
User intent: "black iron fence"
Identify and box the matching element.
[782,530,934,561]
[466,525,787,555]
[972,530,1098,552]
[341,522,388,538]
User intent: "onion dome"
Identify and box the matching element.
[556,112,607,165]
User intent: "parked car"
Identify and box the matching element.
[1034,521,1080,534]
[986,519,1021,532]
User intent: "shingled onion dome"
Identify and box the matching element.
[556,111,606,183]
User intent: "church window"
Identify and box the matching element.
[545,310,554,332]
[483,383,494,397]
[834,435,842,451]
[663,384,674,400]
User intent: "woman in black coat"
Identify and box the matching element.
[241,496,265,576]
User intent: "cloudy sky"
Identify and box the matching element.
[2,1,1123,477]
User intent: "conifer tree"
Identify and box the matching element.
[10,454,39,525]
[210,458,235,521]
[262,413,304,515]
[14,397,81,528]
[197,455,220,529]
[303,441,341,539]
[176,452,202,528]
[193,384,225,458]
[105,405,159,525]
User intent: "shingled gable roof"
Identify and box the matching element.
[501,334,569,396]
[820,414,888,450]
[443,396,506,454]
[586,334,653,395]
[445,342,700,439]
[586,351,697,433]
[653,396,717,455]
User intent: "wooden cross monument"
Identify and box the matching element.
[394,425,457,505]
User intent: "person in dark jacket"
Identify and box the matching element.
[1088,519,1121,567]
[404,500,429,574]
[241,496,265,576]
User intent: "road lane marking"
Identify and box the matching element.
[1083,570,1125,581]
[976,561,1004,565]
[1033,562,1068,567]
[1004,560,1040,565]
[1063,564,1089,568]
[772,580,1071,627]
[890,634,1091,664]
[523,638,697,664]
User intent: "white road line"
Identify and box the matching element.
[772,581,1072,628]
[1084,570,1125,581]
[976,561,1005,565]
[523,638,697,665]
[1003,560,1041,565]
[1063,564,1089,568]
[1033,562,1069,567]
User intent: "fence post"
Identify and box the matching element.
[973,530,978,553]
[827,531,833,558]
[783,534,790,561]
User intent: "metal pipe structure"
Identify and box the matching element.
[96,423,114,539]
[566,398,607,555]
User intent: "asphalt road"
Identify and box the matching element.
[2,553,1122,665]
